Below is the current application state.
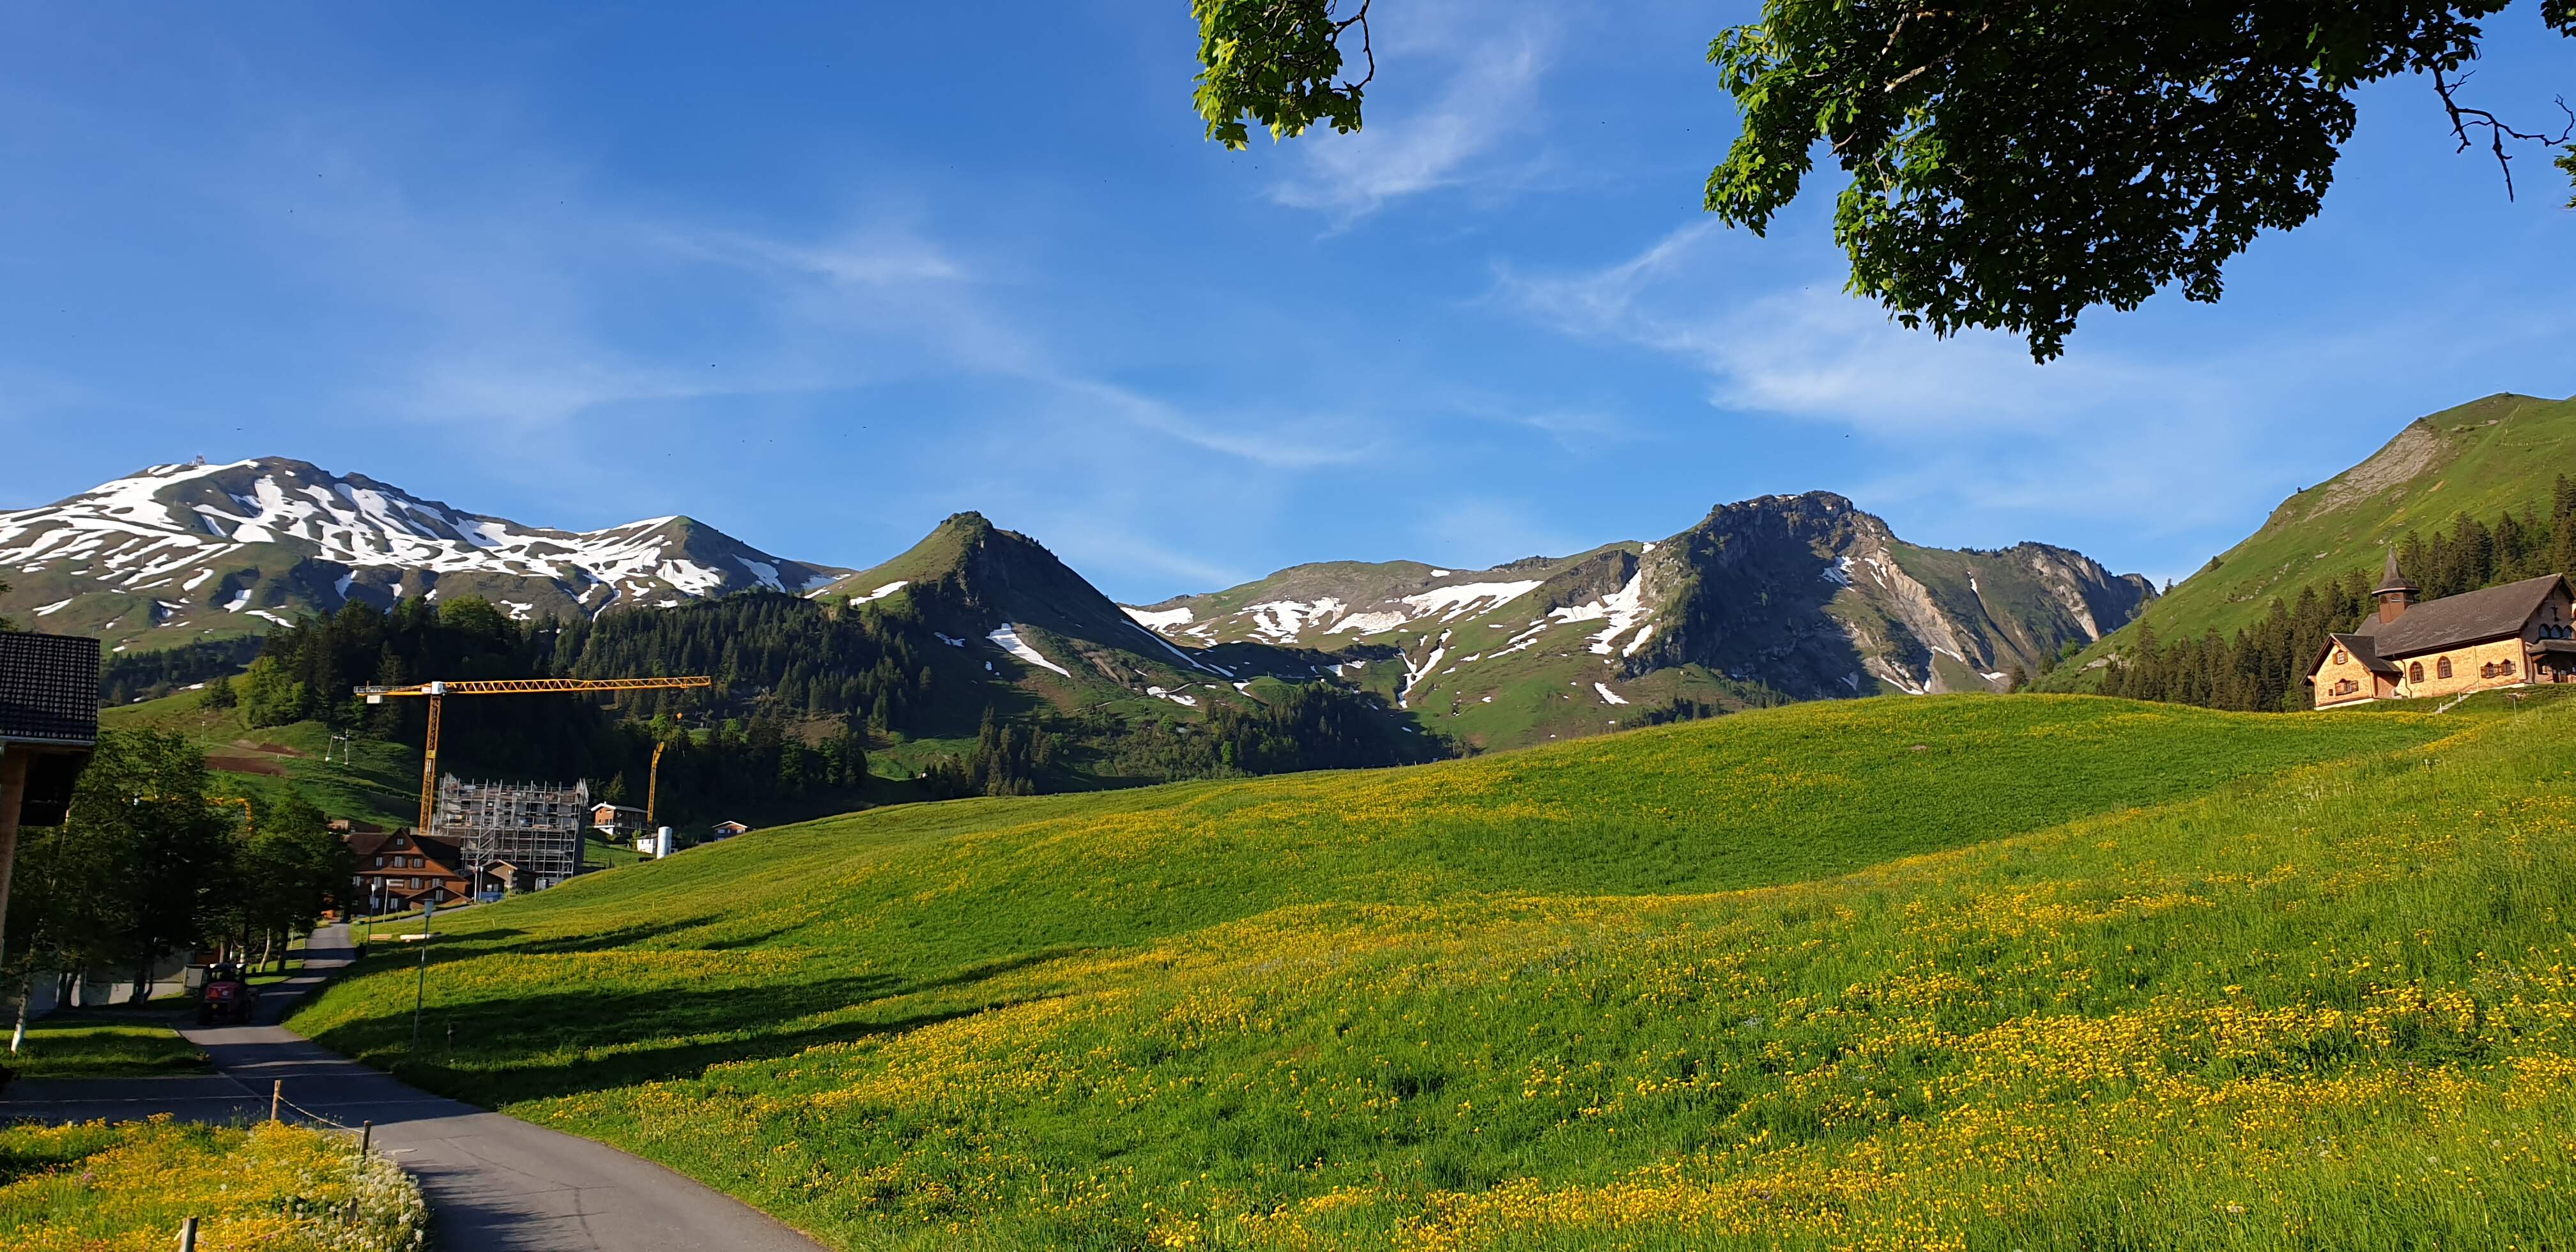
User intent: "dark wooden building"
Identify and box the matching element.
[1,631,100,965]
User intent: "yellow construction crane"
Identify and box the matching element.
[647,739,670,832]
[355,677,713,832]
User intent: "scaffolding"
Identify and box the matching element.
[434,775,589,894]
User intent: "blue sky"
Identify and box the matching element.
[2,3,2570,601]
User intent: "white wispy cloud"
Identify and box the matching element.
[1484,218,2319,554]
[1045,376,1379,471]
[1491,221,2234,436]
[1267,6,1555,223]
[650,225,969,288]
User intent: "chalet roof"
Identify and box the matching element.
[0,632,98,745]
[349,830,467,875]
[2356,574,2568,659]
[2327,632,2400,676]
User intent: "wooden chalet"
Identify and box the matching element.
[2308,552,2576,707]
[348,828,471,910]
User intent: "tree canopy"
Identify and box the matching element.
[1190,1,2575,361]
[0,729,351,1007]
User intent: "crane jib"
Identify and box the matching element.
[344,676,713,836]
[356,676,712,701]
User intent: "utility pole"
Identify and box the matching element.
[408,901,433,1057]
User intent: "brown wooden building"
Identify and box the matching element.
[348,828,471,910]
[2307,553,2576,708]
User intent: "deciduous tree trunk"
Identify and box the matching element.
[0,749,27,990]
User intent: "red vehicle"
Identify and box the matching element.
[197,961,257,1026]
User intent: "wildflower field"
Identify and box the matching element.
[290,694,2576,1248]
[0,1116,426,1251]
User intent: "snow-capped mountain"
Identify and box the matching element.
[1124,492,2155,749]
[0,458,847,649]
[8,457,2151,754]
[812,511,1347,712]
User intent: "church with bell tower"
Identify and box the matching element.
[2306,550,2576,706]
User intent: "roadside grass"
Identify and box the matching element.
[0,1117,426,1251]
[4,1016,208,1079]
[282,694,2514,1248]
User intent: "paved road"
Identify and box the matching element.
[4,924,826,1252]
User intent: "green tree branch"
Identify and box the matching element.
[1191,1,2576,364]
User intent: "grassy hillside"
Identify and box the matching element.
[283,694,2534,1249]
[2047,392,2576,687]
[99,691,420,829]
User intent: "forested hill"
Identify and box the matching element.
[202,590,1439,829]
[2039,391,2576,708]
[2053,471,2576,711]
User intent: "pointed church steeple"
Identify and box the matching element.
[2373,549,2418,623]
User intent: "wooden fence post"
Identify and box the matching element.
[178,1216,199,1251]
[270,1079,281,1122]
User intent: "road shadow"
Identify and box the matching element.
[301,968,1056,1106]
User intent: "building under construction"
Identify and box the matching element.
[433,775,589,896]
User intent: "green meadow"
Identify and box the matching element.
[3,1015,207,1080]
[290,694,2576,1248]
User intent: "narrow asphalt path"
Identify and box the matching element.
[4,923,827,1252]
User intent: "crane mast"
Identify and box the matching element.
[356,676,712,835]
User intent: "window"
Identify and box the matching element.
[2409,662,2424,682]
[394,836,407,848]
[2482,662,2496,678]
[2334,648,2349,664]
[410,876,422,889]
[2504,659,2517,676]
[374,855,385,867]
[2437,657,2453,679]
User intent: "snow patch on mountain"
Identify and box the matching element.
[1399,630,1453,708]
[1245,597,1345,642]
[1123,605,1195,630]
[1401,580,1544,624]
[0,460,837,622]
[1552,570,1652,660]
[1328,611,1412,636]
[986,624,1072,677]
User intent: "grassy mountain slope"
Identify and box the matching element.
[284,694,2527,1249]
[2045,391,2576,687]
[100,691,420,828]
[820,512,1419,740]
